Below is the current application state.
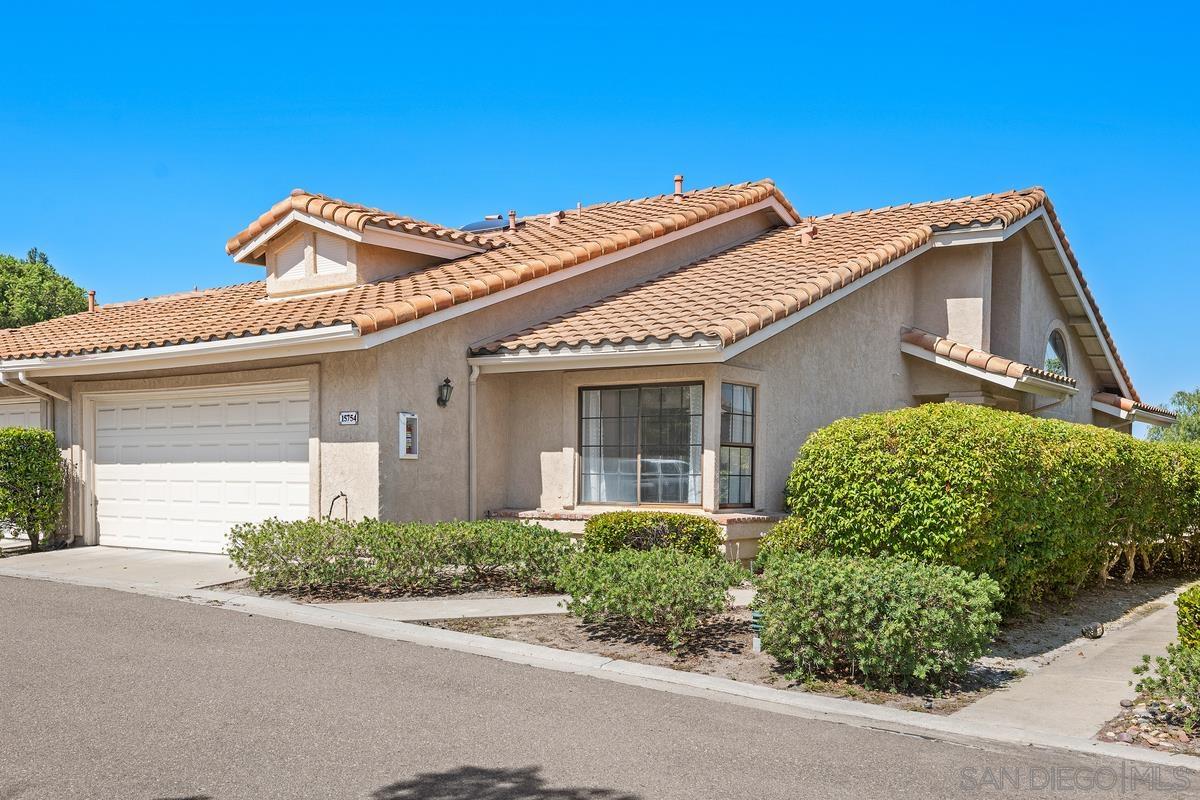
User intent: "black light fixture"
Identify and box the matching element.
[437,377,454,407]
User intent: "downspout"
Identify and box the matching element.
[467,364,481,520]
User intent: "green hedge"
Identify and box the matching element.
[227,518,575,594]
[0,427,64,552]
[582,511,722,558]
[557,548,746,648]
[1180,585,1200,649]
[782,403,1200,613]
[755,553,1001,691]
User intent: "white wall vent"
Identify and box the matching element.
[274,233,309,281]
[315,233,350,275]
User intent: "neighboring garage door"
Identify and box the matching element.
[0,399,43,428]
[93,384,310,553]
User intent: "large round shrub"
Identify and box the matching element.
[782,403,1200,612]
[0,427,65,553]
[755,553,1001,691]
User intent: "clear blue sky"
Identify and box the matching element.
[1,2,1195,408]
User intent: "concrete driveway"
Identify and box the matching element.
[0,545,243,592]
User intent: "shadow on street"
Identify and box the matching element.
[372,765,641,800]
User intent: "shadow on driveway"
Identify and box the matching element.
[372,766,640,800]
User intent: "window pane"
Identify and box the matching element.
[719,384,755,507]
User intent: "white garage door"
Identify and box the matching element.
[94,385,310,553]
[0,399,43,428]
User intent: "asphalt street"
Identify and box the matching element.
[1,577,1194,799]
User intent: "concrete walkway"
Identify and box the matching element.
[954,596,1179,738]
[0,546,244,591]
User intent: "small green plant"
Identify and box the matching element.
[1179,585,1200,649]
[1133,643,1200,731]
[755,552,1001,692]
[582,511,722,558]
[0,427,65,552]
[557,548,746,648]
[226,517,575,594]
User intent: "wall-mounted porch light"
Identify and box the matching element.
[437,377,454,407]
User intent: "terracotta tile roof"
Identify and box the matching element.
[900,327,1077,388]
[0,181,790,360]
[1093,392,1176,420]
[224,189,497,255]
[471,187,1142,402]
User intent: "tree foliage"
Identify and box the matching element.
[1147,388,1200,443]
[0,249,88,328]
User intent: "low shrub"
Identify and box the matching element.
[582,511,721,559]
[782,404,1200,613]
[0,427,65,552]
[755,553,1001,692]
[227,517,575,594]
[556,548,746,648]
[1179,585,1200,649]
[1133,643,1200,731]
[756,517,820,568]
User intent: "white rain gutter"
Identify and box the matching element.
[16,371,70,403]
[0,371,45,401]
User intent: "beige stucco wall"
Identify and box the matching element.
[367,208,780,522]
[990,232,1104,425]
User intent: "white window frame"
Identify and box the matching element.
[399,411,419,459]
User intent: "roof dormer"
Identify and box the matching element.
[227,190,492,298]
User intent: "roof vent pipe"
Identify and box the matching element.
[87,290,96,312]
[673,174,684,202]
[507,209,517,232]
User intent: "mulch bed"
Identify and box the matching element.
[421,609,1017,714]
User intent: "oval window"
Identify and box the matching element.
[1045,330,1069,377]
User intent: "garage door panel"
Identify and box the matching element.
[94,386,311,553]
[0,400,44,429]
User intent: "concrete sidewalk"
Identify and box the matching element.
[0,546,244,591]
[954,596,1179,738]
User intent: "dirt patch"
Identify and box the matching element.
[422,609,1017,714]
[983,574,1196,670]
[1098,698,1200,757]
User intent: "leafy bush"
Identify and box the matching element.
[0,427,65,552]
[582,511,721,559]
[227,517,575,594]
[756,517,820,568]
[557,548,746,648]
[1179,585,1200,649]
[755,553,1001,692]
[1133,643,1200,731]
[781,404,1200,613]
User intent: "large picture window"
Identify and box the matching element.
[579,384,702,505]
[720,383,755,508]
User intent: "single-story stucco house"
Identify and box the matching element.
[0,177,1176,555]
